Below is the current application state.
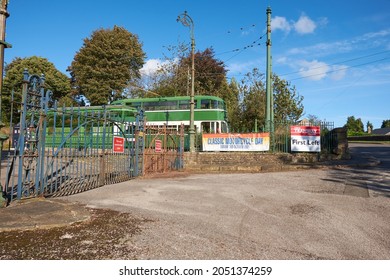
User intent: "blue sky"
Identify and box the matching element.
[4,0,390,129]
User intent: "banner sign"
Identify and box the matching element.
[290,126,321,152]
[113,136,125,153]
[202,133,270,152]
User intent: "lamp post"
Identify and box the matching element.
[177,11,195,153]
[0,0,10,206]
[265,6,273,133]
[0,0,11,117]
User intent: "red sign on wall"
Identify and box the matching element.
[155,139,162,153]
[113,136,125,153]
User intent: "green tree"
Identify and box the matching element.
[344,116,364,135]
[236,69,304,131]
[2,56,71,123]
[306,114,322,125]
[366,121,373,133]
[69,26,146,105]
[150,46,228,97]
[238,68,266,132]
[272,74,304,122]
[217,78,241,132]
[381,119,390,128]
[145,43,188,97]
[180,47,227,95]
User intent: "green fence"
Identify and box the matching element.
[272,121,335,153]
[196,121,336,154]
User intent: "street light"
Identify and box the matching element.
[0,0,11,117]
[177,11,195,153]
[0,0,10,207]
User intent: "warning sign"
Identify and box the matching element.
[155,139,162,153]
[113,136,125,153]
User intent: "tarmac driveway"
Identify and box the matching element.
[61,165,390,259]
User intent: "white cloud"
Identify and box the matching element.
[272,16,291,33]
[288,41,353,56]
[227,60,261,75]
[286,28,390,58]
[294,60,349,81]
[140,59,164,76]
[294,14,317,34]
[275,56,288,64]
[271,13,325,35]
[329,65,347,81]
[297,60,330,80]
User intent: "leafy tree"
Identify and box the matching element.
[236,69,304,131]
[366,121,373,133]
[344,116,364,135]
[381,119,390,128]
[149,46,228,97]
[217,78,241,132]
[69,26,146,105]
[306,114,322,125]
[272,74,304,123]
[180,47,227,95]
[2,56,71,123]
[237,68,266,132]
[144,43,188,97]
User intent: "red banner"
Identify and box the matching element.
[290,126,320,136]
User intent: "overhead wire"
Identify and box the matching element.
[279,50,390,78]
[216,32,267,61]
[287,55,390,82]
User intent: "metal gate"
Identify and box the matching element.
[2,71,144,202]
[143,125,184,175]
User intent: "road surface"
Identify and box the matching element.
[58,143,390,259]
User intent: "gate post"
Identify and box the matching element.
[99,106,107,185]
[134,109,144,177]
[16,70,47,199]
[0,121,8,207]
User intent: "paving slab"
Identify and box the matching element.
[0,198,90,232]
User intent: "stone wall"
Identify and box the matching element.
[184,152,322,173]
[183,127,350,172]
[332,127,350,159]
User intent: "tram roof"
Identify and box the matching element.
[112,95,224,104]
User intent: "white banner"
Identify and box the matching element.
[202,133,270,152]
[291,126,321,152]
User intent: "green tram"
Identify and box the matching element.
[111,95,229,134]
[44,105,139,149]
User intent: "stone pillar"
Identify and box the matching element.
[332,127,350,159]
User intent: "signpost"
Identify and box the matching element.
[290,126,321,152]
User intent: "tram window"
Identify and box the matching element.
[143,101,157,110]
[124,102,140,109]
[216,122,220,133]
[201,100,210,109]
[179,100,190,109]
[160,101,177,110]
[201,122,211,133]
